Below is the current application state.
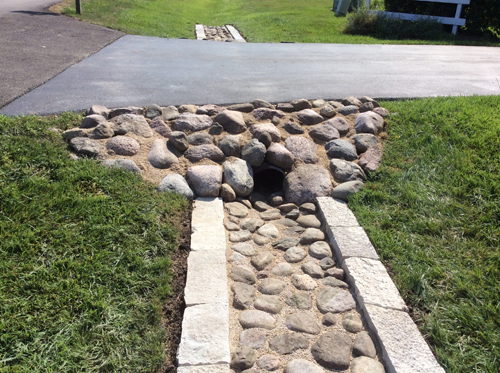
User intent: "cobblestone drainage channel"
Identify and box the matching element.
[195,24,246,42]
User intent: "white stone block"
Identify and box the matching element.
[343,257,407,311]
[185,250,228,306]
[177,364,230,373]
[191,227,226,252]
[195,24,206,40]
[363,304,446,373]
[177,303,230,366]
[192,197,224,231]
[317,196,360,227]
[328,226,379,262]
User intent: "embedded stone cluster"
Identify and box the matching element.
[63,97,388,203]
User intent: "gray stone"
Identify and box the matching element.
[250,123,281,142]
[249,193,266,204]
[215,110,247,134]
[360,96,379,105]
[251,99,274,109]
[284,247,307,263]
[325,267,345,280]
[277,218,298,227]
[218,135,241,157]
[330,159,366,183]
[276,102,294,112]
[269,334,309,355]
[300,228,325,245]
[359,101,375,113]
[254,235,270,246]
[325,139,357,161]
[196,104,224,116]
[291,98,312,111]
[342,96,363,107]
[296,215,321,228]
[147,139,178,168]
[232,282,256,309]
[351,357,385,373]
[312,99,326,108]
[112,114,153,137]
[178,104,198,114]
[319,257,335,270]
[338,105,359,116]
[256,355,281,371]
[352,133,379,154]
[358,145,383,173]
[62,127,92,141]
[221,183,236,202]
[172,113,212,132]
[309,123,340,142]
[168,131,189,152]
[231,346,257,371]
[331,180,365,202]
[188,132,214,145]
[241,218,264,233]
[278,203,298,213]
[69,137,102,157]
[223,158,254,197]
[229,252,246,264]
[285,292,312,309]
[254,201,272,211]
[225,202,249,218]
[266,143,295,169]
[257,224,280,239]
[240,329,267,349]
[271,262,295,276]
[108,106,143,119]
[162,105,179,121]
[285,360,324,373]
[230,265,257,285]
[224,221,240,231]
[354,112,385,135]
[311,331,352,369]
[228,215,240,224]
[150,116,172,138]
[184,144,225,162]
[353,331,376,358]
[372,107,389,117]
[291,274,317,290]
[299,202,316,214]
[302,262,324,278]
[87,104,110,118]
[102,158,142,174]
[259,209,281,221]
[320,104,336,118]
[258,279,286,295]
[158,173,193,199]
[90,122,114,139]
[254,295,282,314]
[242,139,266,167]
[285,209,300,220]
[230,230,252,243]
[231,243,257,257]
[284,136,317,164]
[283,121,304,135]
[209,123,223,135]
[316,288,356,313]
[343,311,364,333]
[240,310,276,330]
[252,108,285,121]
[258,132,272,148]
[286,313,321,334]
[322,313,338,326]
[284,165,331,205]
[251,251,275,270]
[272,238,300,254]
[324,117,349,136]
[328,101,344,109]
[145,104,162,119]
[321,277,348,288]
[80,114,106,129]
[186,165,223,197]
[106,136,140,156]
[309,241,332,259]
[297,109,324,125]
[228,103,254,113]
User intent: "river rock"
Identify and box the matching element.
[353,331,377,358]
[196,104,224,116]
[311,331,352,369]
[147,139,178,168]
[309,123,340,142]
[272,237,299,251]
[241,218,265,232]
[254,295,282,314]
[242,139,266,167]
[221,183,236,202]
[230,230,252,243]
[259,209,281,221]
[158,173,193,199]
[106,136,140,156]
[230,265,257,285]
[257,355,281,371]
[102,159,141,173]
[185,165,222,197]
[271,262,295,276]
[223,158,254,197]
[112,114,153,137]
[284,247,307,263]
[372,107,389,117]
[325,139,357,161]
[90,122,114,139]
[351,133,379,154]
[231,346,257,371]
[331,180,364,202]
[215,110,247,134]
[226,202,249,217]
[251,251,275,270]
[330,159,365,183]
[317,288,356,313]
[302,262,324,278]
[322,313,338,326]
[269,334,309,354]
[359,101,375,113]
[172,113,212,132]
[168,131,189,152]
[325,267,345,280]
[228,103,254,112]
[285,359,325,373]
[309,241,332,259]
[283,121,304,134]
[250,123,281,142]
[300,202,316,214]
[300,228,325,245]
[342,96,363,106]
[108,106,143,119]
[80,114,106,129]
[187,132,213,145]
[296,214,321,228]
[291,274,317,290]
[321,277,348,288]
[251,99,274,109]
[145,104,161,119]
[351,357,385,373]
[240,310,276,330]
[257,224,280,239]
[342,311,364,333]
[319,257,335,270]
[284,165,331,205]
[284,136,317,164]
[297,109,323,125]
[162,105,179,121]
[232,243,257,257]
[240,329,267,349]
[218,135,241,157]
[62,127,92,141]
[232,282,256,309]
[286,313,321,334]
[320,104,336,118]
[291,98,312,111]
[285,292,312,309]
[252,108,285,121]
[258,279,286,295]
[70,137,102,156]
[149,116,171,138]
[358,145,383,173]
[87,104,110,118]
[354,112,385,135]
[184,144,225,162]
[325,117,350,136]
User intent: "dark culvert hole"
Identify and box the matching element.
[253,165,285,197]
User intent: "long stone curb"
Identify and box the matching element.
[317,197,446,373]
[177,197,231,372]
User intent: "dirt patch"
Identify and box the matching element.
[48,0,73,14]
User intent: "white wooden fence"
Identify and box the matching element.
[367,0,470,35]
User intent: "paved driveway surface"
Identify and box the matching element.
[2,36,500,115]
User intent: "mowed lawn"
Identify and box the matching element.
[350,96,500,373]
[61,0,498,45]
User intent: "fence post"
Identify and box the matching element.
[76,0,81,15]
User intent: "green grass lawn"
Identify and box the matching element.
[61,0,499,45]
[0,113,189,372]
[350,96,500,373]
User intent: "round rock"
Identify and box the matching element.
[250,122,281,142]
[269,334,309,355]
[285,292,312,309]
[309,241,332,259]
[284,165,331,205]
[351,357,385,373]
[300,228,325,245]
[168,131,189,152]
[330,159,365,183]
[232,243,257,257]
[184,144,224,162]
[242,139,266,167]
[158,173,193,200]
[186,165,222,197]
[285,359,325,373]
[331,180,364,202]
[343,311,364,333]
[257,224,280,238]
[223,157,254,197]
[106,136,140,156]
[258,279,287,295]
[172,113,212,132]
[284,246,307,263]
[302,262,324,278]
[325,139,358,161]
[70,137,102,157]
[240,329,267,349]
[352,133,379,154]
[231,346,257,371]
[241,218,265,232]
[230,265,257,284]
[291,274,317,290]
[296,214,321,228]
[271,262,295,276]
[324,117,350,136]
[311,331,352,369]
[251,251,275,271]
[354,111,385,135]
[147,139,178,168]
[317,288,356,313]
[257,355,281,371]
[285,313,321,334]
[240,310,276,330]
[226,202,249,217]
[254,295,283,314]
[218,135,241,157]
[232,282,256,309]
[266,143,295,169]
[284,136,318,164]
[230,230,252,243]
[353,331,377,358]
[297,109,324,125]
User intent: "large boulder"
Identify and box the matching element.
[358,145,383,173]
[309,123,340,142]
[325,139,358,161]
[184,144,225,162]
[80,114,107,129]
[219,135,241,157]
[329,159,365,183]
[223,158,254,197]
[158,173,194,200]
[297,109,324,125]
[250,123,281,142]
[172,113,213,132]
[331,180,364,202]
[351,133,379,153]
[112,114,153,137]
[284,165,332,205]
[354,112,384,135]
[106,136,140,156]
[214,110,247,134]
[266,143,295,169]
[69,137,102,157]
[324,117,349,137]
[149,116,172,138]
[242,139,266,167]
[285,136,317,164]
[186,165,223,197]
[252,108,285,121]
[147,139,178,169]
